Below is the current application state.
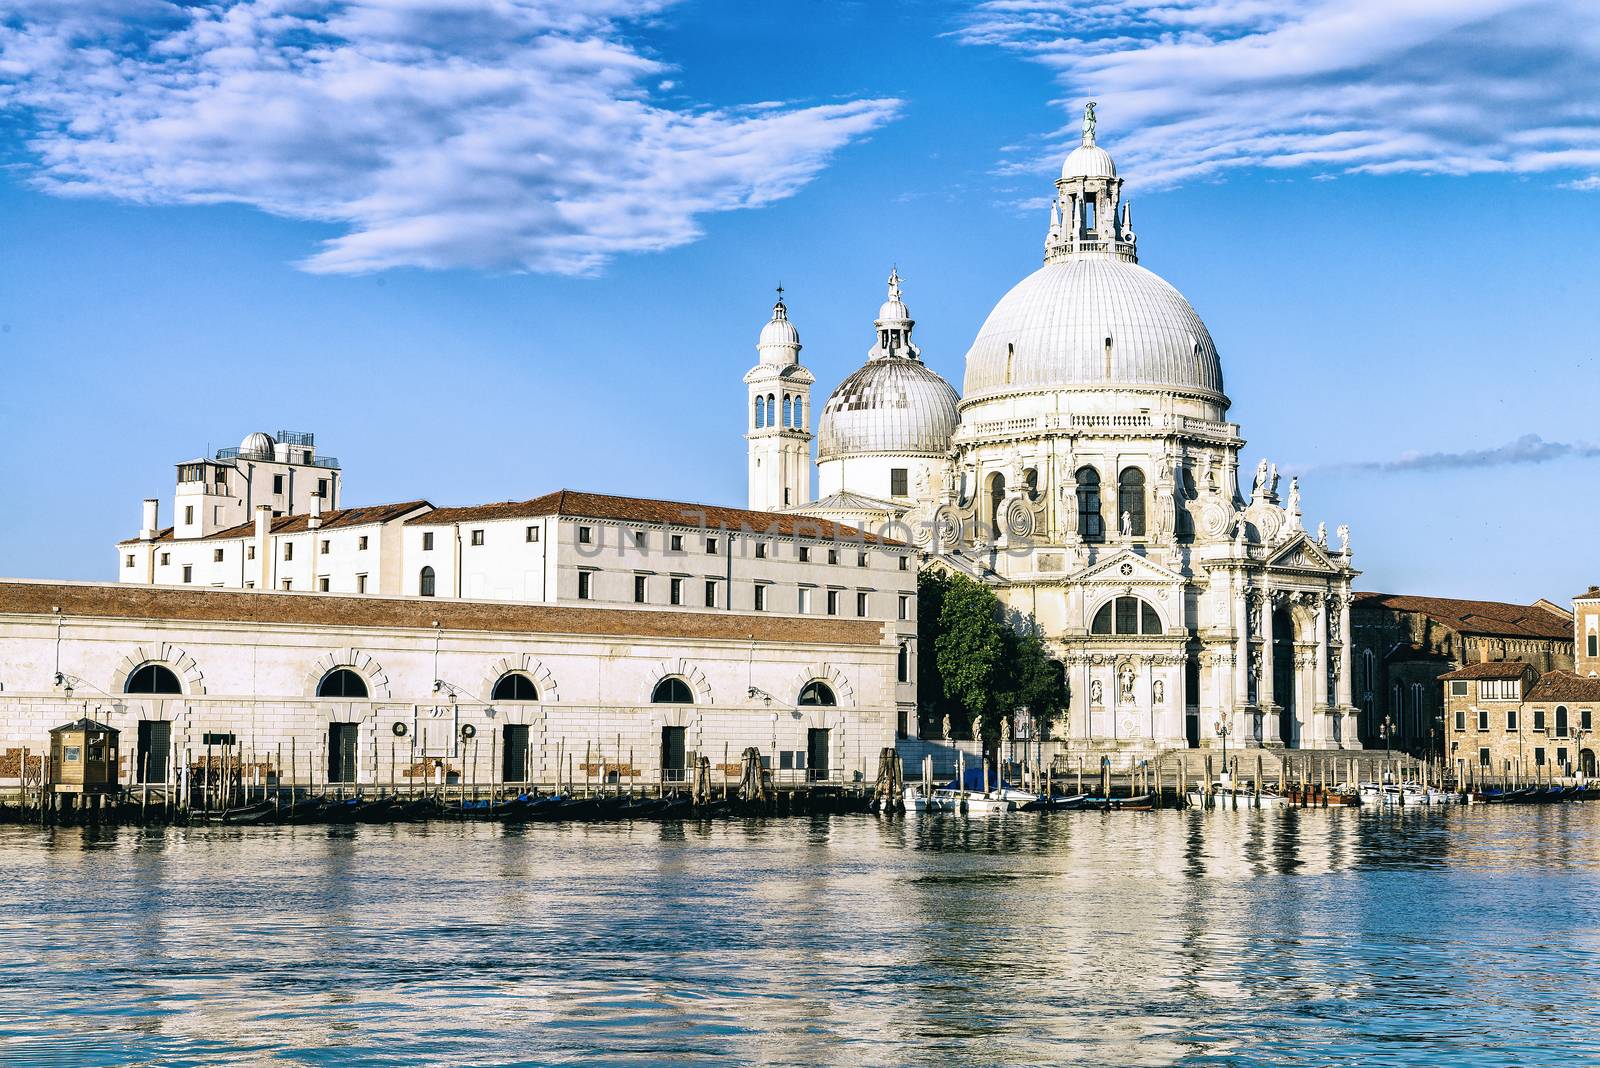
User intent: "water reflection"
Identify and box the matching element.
[1,808,1598,1066]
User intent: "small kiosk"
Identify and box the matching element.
[48,717,121,813]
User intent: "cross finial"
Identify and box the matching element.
[1083,100,1097,145]
[775,281,784,302]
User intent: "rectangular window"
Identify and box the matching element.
[213,505,220,524]
[213,549,224,562]
[201,731,236,748]
[318,576,330,593]
[470,529,484,546]
[890,468,908,497]
[181,565,192,583]
[184,505,194,525]
[273,474,284,494]
[1589,633,1598,658]
[358,536,369,550]
[1534,707,1547,731]
[1479,747,1491,767]
[160,552,170,565]
[779,750,794,771]
[899,555,909,571]
[1477,709,1489,731]
[857,591,869,616]
[1454,709,1464,731]
[1506,708,1518,730]
[670,577,683,606]
[706,537,718,554]
[283,543,293,561]
[799,546,811,562]
[1535,747,1546,767]
[281,580,292,591]
[320,539,330,553]
[857,552,868,567]
[827,589,839,616]
[798,587,812,613]
[898,643,909,683]
[634,575,648,603]
[124,554,134,568]
[755,541,767,559]
[670,534,682,552]
[356,574,367,594]
[422,532,435,550]
[577,571,592,600]
[1449,680,1467,696]
[828,549,839,565]
[526,526,539,543]
[898,594,910,621]
[578,526,593,544]
[1557,748,1568,767]
[327,723,359,784]
[704,579,718,608]
[633,530,647,549]
[1583,709,1593,731]
[317,478,328,498]
[754,584,767,611]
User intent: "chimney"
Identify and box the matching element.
[308,494,323,530]
[255,506,272,588]
[140,499,159,541]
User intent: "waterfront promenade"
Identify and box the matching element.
[1,806,1597,1066]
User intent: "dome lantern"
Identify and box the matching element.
[1046,101,1137,265]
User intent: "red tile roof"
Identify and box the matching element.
[1354,591,1573,641]
[1437,661,1536,681]
[1573,586,1600,602]
[0,580,887,647]
[406,489,907,546]
[1525,670,1600,703]
[120,501,432,545]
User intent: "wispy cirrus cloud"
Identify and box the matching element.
[0,1,900,274]
[952,0,1600,190]
[1301,433,1600,475]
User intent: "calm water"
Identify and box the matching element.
[2,807,1599,1066]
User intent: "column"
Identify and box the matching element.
[1338,592,1358,747]
[1260,578,1278,745]
[1313,593,1330,748]
[1233,578,1249,719]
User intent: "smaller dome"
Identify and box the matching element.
[758,296,800,350]
[819,359,960,461]
[877,297,910,322]
[240,432,276,456]
[1062,143,1116,180]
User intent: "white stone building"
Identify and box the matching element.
[0,580,899,789]
[757,106,1360,752]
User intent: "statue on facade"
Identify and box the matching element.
[1118,660,1136,703]
[1316,521,1327,547]
[1336,523,1351,553]
[970,715,982,743]
[1120,510,1132,537]
[1083,100,1097,142]
[1268,464,1280,498]
[1250,648,1263,680]
[1090,678,1103,705]
[1286,477,1301,526]
[941,713,951,740]
[1252,458,1269,498]
[1153,679,1165,704]
[1233,516,1247,550]
[1199,451,1215,493]
[1247,592,1262,635]
[913,466,932,502]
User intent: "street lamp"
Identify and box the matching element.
[1379,715,1394,782]
[1214,716,1232,784]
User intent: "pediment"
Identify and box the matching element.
[1072,548,1185,587]
[1266,533,1338,574]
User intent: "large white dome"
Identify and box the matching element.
[819,359,960,460]
[962,257,1224,402]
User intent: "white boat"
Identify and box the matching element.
[1185,782,1291,808]
[901,783,1033,815]
[1357,781,1462,806]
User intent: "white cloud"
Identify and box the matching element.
[951,0,1600,189]
[0,1,900,274]
[1300,433,1600,475]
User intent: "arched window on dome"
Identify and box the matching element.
[1076,467,1103,542]
[1118,467,1146,537]
[767,393,776,429]
[1090,596,1162,635]
[986,472,1006,536]
[754,395,765,428]
[419,566,435,597]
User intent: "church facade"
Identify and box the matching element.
[750,106,1362,753]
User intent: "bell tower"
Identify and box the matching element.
[744,287,814,511]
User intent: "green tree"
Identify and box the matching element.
[934,572,1008,741]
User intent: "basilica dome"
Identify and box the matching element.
[819,358,960,460]
[961,257,1223,401]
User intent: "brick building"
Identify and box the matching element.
[1352,592,1574,756]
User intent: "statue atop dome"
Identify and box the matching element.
[1082,100,1097,145]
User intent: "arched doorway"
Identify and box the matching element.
[1272,607,1295,746]
[1582,749,1596,778]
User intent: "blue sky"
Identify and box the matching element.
[2,0,1597,604]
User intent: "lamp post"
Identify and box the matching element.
[1214,716,1232,784]
[1379,714,1394,783]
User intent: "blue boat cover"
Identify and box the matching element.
[940,766,1014,791]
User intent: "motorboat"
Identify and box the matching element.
[1185,782,1291,809]
[1357,781,1462,806]
[903,767,1036,815]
